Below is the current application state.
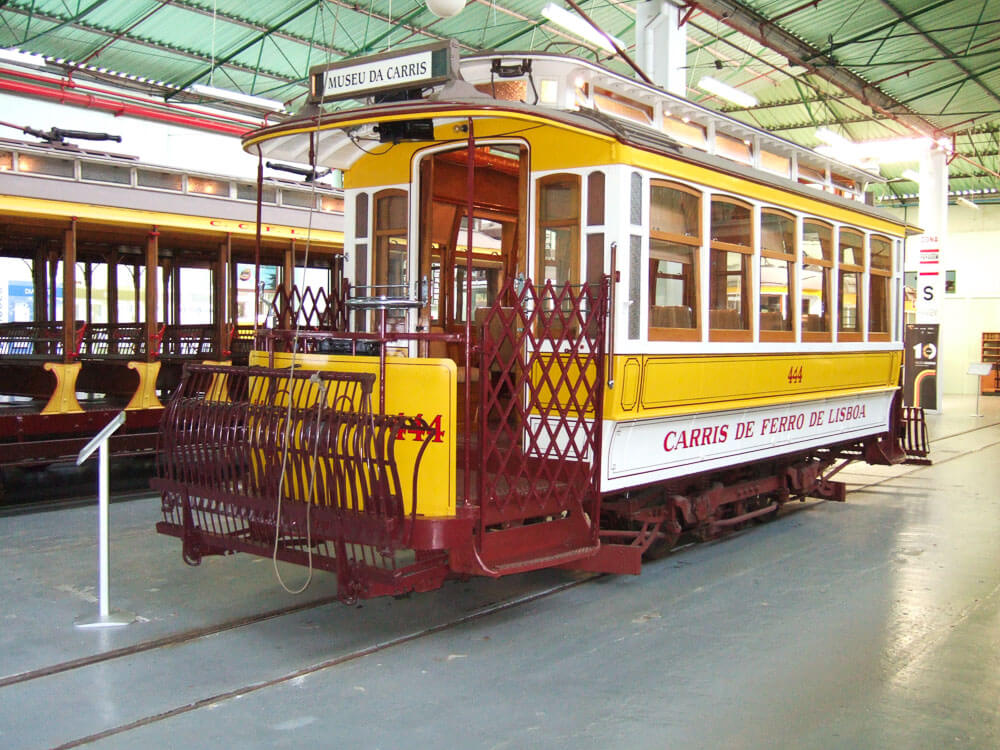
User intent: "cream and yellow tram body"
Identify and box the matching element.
[155,45,925,602]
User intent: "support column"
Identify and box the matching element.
[215,237,229,357]
[635,0,687,96]
[108,247,119,325]
[33,245,47,323]
[62,220,77,361]
[145,229,159,361]
[913,144,948,412]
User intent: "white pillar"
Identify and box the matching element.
[913,144,948,412]
[635,0,687,97]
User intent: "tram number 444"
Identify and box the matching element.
[787,365,804,384]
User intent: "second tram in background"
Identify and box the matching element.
[0,135,344,475]
[154,43,929,603]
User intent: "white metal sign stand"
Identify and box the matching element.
[968,363,993,418]
[74,411,136,629]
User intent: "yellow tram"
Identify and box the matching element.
[154,43,927,601]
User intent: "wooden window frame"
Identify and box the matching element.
[709,196,753,342]
[868,234,893,341]
[648,180,702,342]
[535,173,582,287]
[837,227,865,342]
[373,188,408,293]
[760,208,796,343]
[801,219,833,342]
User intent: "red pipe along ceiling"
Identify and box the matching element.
[0,74,257,137]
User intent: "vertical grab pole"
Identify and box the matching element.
[75,411,135,629]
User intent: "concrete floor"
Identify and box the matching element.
[1,394,998,749]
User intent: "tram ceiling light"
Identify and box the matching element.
[815,127,852,147]
[187,83,284,112]
[540,3,622,54]
[696,76,758,108]
[0,48,48,68]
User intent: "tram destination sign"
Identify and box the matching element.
[309,41,459,104]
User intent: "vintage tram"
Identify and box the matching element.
[0,135,344,470]
[153,43,929,603]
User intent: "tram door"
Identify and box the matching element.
[416,145,527,352]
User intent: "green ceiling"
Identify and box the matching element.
[1,0,998,204]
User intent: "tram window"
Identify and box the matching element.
[235,182,277,203]
[662,115,707,150]
[0,150,12,171]
[869,235,893,338]
[356,193,369,238]
[321,195,344,213]
[81,162,131,185]
[801,220,832,338]
[715,133,753,166]
[536,174,580,286]
[179,268,213,323]
[648,181,701,341]
[188,176,229,197]
[839,228,864,266]
[798,163,825,188]
[374,190,408,301]
[282,190,318,209]
[760,149,790,178]
[709,197,751,337]
[139,170,184,192]
[760,210,796,338]
[587,172,605,226]
[18,154,74,178]
[838,228,864,340]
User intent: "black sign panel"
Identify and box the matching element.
[903,323,939,409]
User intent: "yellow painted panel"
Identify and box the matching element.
[250,350,456,517]
[344,114,615,189]
[602,350,901,420]
[41,361,83,414]
[618,146,907,236]
[0,195,344,245]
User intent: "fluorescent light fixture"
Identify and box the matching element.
[188,83,284,112]
[0,48,48,68]
[815,127,851,147]
[956,196,978,209]
[541,3,622,53]
[697,76,758,108]
[902,169,921,182]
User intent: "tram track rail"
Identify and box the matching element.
[21,576,595,750]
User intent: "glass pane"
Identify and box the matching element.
[711,199,751,248]
[649,239,696,329]
[0,150,13,171]
[541,180,578,222]
[802,221,832,261]
[541,227,573,285]
[662,116,706,149]
[801,263,829,332]
[839,229,863,266]
[376,194,407,229]
[762,211,795,255]
[282,190,317,209]
[839,271,860,332]
[716,133,752,165]
[629,234,641,338]
[870,235,892,271]
[179,267,213,323]
[188,177,229,196]
[587,171,605,226]
[630,172,642,225]
[869,275,889,333]
[710,250,748,329]
[760,149,790,177]
[760,257,792,331]
[81,162,131,185]
[650,184,699,238]
[18,154,74,178]
[356,193,369,238]
[139,170,183,191]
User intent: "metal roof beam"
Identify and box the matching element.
[876,0,1000,112]
[684,0,941,137]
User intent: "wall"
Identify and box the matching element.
[894,202,1000,396]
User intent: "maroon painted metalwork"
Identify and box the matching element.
[153,363,443,601]
[0,321,86,359]
[900,405,931,463]
[264,282,350,332]
[472,276,609,573]
[79,323,161,359]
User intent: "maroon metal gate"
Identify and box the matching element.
[474,278,609,573]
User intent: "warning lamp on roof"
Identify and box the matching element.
[426,0,465,18]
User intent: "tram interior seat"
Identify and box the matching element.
[801,314,824,332]
[760,311,787,331]
[709,308,744,330]
[650,305,693,329]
